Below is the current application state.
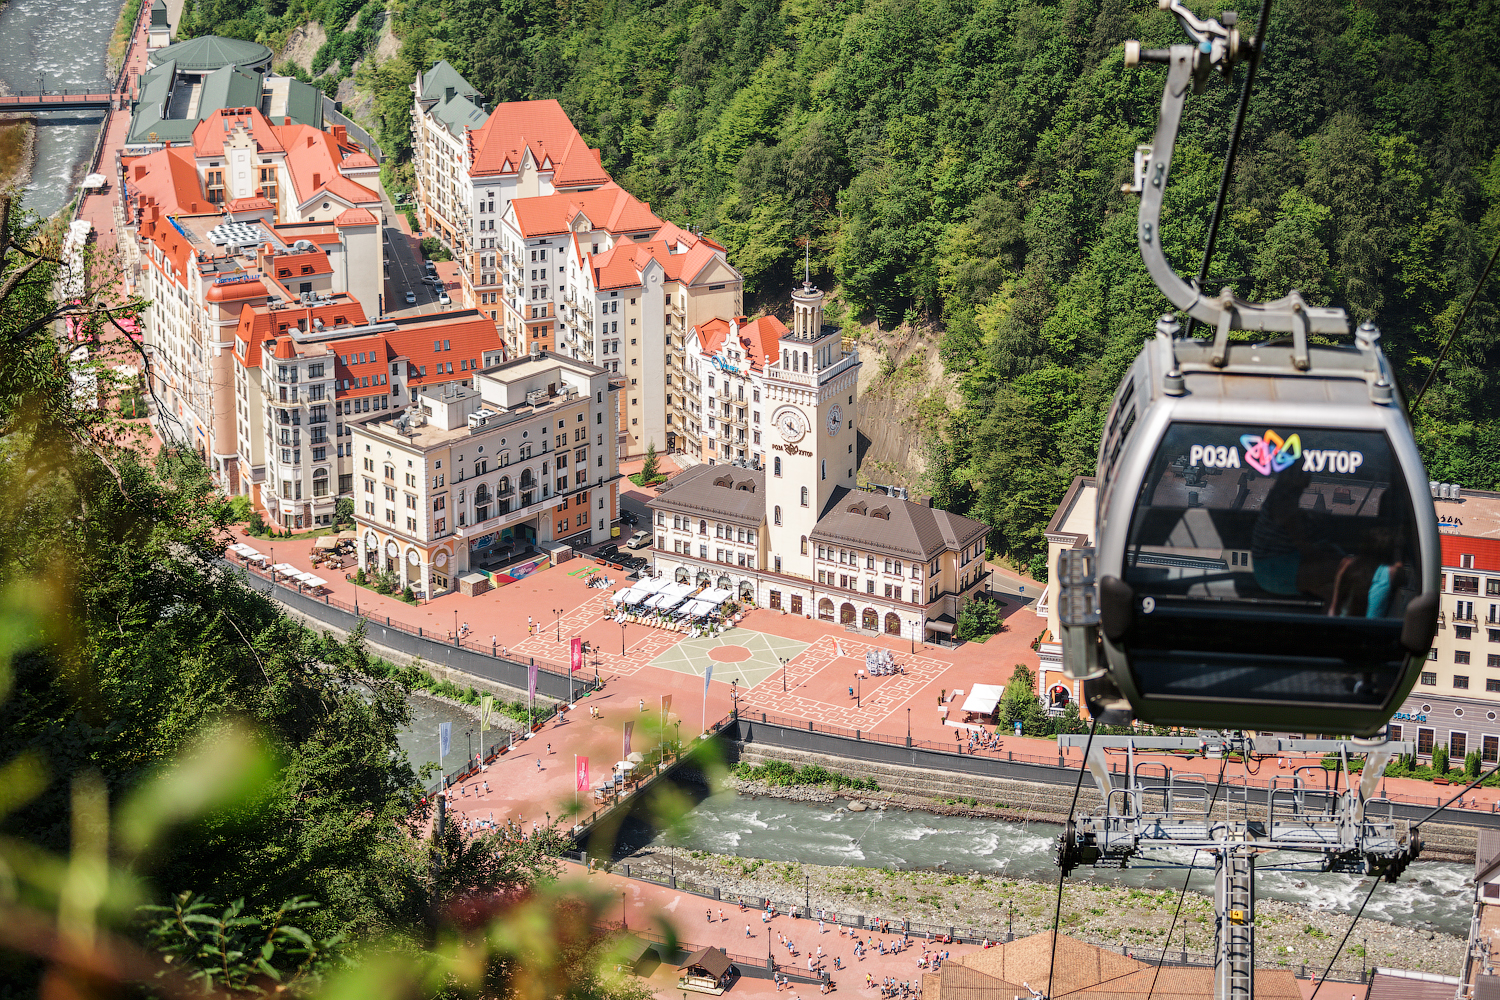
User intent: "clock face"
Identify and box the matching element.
[775,407,808,443]
[827,405,842,437]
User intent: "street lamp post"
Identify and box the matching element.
[781,657,789,692]
[907,707,911,747]
[620,622,627,655]
[466,729,472,767]
[854,671,862,708]
[805,873,810,915]
[454,609,459,647]
[731,678,738,719]
[554,608,563,642]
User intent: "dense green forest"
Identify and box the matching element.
[183,0,1500,567]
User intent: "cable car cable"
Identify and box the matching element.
[1143,753,1231,1000]
[1181,0,1274,343]
[1046,716,1101,1000]
[1409,236,1500,412]
[1409,758,1500,832]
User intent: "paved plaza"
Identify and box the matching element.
[649,629,810,688]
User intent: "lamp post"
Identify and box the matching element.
[781,656,789,692]
[907,707,912,747]
[622,891,627,931]
[854,671,862,708]
[466,728,472,767]
[620,621,627,655]
[731,678,738,719]
[270,546,276,586]
[454,609,459,646]
[805,873,810,915]
[554,607,564,642]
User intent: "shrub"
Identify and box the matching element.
[354,566,366,585]
[228,494,253,521]
[248,510,267,535]
[401,585,416,603]
[1432,745,1449,775]
[1467,750,1482,779]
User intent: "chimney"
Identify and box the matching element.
[307,135,315,149]
[284,117,291,126]
[332,124,347,143]
[134,164,146,180]
[312,172,321,188]
[445,86,456,102]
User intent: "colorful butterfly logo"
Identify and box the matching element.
[1240,429,1302,476]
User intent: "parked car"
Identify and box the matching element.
[620,555,648,571]
[424,260,436,273]
[403,290,416,304]
[438,292,451,305]
[598,543,619,560]
[626,530,653,550]
[620,509,639,526]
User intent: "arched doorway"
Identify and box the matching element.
[1049,684,1071,709]
[675,566,690,583]
[696,569,711,587]
[840,602,856,625]
[862,608,878,630]
[818,598,835,621]
[884,612,901,635]
[717,575,732,591]
[739,580,755,603]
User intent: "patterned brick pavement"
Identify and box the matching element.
[649,629,809,687]
[738,634,954,732]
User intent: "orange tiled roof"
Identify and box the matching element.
[192,106,285,157]
[467,99,609,187]
[334,207,379,227]
[129,146,213,215]
[510,182,661,240]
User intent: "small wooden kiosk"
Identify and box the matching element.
[677,946,736,994]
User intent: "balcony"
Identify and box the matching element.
[452,491,558,539]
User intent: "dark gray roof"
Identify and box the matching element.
[419,61,486,138]
[648,465,765,525]
[149,34,272,72]
[812,487,988,561]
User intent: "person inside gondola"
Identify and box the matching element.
[1328,490,1407,619]
[1251,470,1348,603]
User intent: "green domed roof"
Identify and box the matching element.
[149,35,272,72]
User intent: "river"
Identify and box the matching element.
[0,0,124,218]
[398,693,485,778]
[648,790,1474,936]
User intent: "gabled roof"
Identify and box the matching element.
[128,145,211,215]
[198,64,262,116]
[418,61,486,139]
[467,99,608,186]
[811,487,988,560]
[192,106,284,157]
[234,295,370,368]
[696,315,785,371]
[590,230,731,291]
[511,182,661,240]
[341,151,378,169]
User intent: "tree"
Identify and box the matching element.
[641,440,660,481]
[954,596,1002,642]
[334,496,354,528]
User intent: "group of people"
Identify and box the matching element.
[959,729,1006,754]
[867,975,920,998]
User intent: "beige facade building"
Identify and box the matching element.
[349,353,619,596]
[646,280,990,642]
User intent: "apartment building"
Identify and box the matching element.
[410,63,608,318]
[1390,487,1500,759]
[125,109,383,490]
[349,353,619,596]
[1037,476,1098,713]
[681,314,786,467]
[500,182,665,356]
[588,226,744,458]
[646,278,990,641]
[231,300,506,530]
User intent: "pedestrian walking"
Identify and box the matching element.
[819,919,825,934]
[639,698,645,712]
[719,908,725,922]
[547,742,552,754]
[746,924,752,938]
[535,758,542,771]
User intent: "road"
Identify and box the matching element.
[382,224,451,319]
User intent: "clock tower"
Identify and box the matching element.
[764,269,860,579]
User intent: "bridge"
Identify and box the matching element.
[0,91,120,113]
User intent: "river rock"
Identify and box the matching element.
[847,800,867,812]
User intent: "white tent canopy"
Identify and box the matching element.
[271,563,299,576]
[961,683,1005,716]
[301,575,327,588]
[647,581,694,609]
[611,587,642,604]
[681,599,718,617]
[635,575,672,596]
[697,588,732,604]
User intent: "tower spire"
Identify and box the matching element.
[804,238,811,286]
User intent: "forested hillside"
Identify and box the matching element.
[183,0,1500,569]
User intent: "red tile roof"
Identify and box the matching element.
[334,207,379,227]
[270,250,333,279]
[128,146,213,215]
[227,195,275,212]
[590,230,724,289]
[509,182,661,240]
[1442,536,1500,573]
[467,99,609,187]
[695,315,786,370]
[192,107,284,157]
[341,151,378,169]
[233,295,370,368]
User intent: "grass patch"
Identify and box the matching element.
[732,760,880,792]
[107,0,145,77]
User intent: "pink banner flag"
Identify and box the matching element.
[571,636,582,672]
[623,721,633,757]
[576,756,589,792]
[661,694,672,716]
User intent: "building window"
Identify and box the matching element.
[1454,675,1470,689]
[800,487,808,507]
[800,536,807,555]
[1455,575,1480,595]
[1429,647,1439,660]
[1452,732,1468,758]
[1488,678,1500,693]
[1457,651,1472,665]
[1417,728,1434,755]
[1457,625,1474,640]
